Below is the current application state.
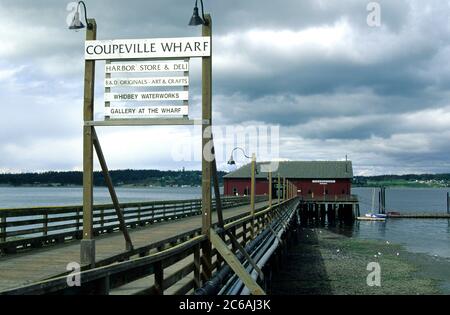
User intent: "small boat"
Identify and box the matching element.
[358,188,387,221]
[357,216,386,221]
[365,213,387,219]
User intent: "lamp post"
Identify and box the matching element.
[268,171,272,208]
[228,147,257,238]
[68,1,93,30]
[277,173,281,204]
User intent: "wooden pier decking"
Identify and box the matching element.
[0,200,270,292]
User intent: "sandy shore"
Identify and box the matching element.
[271,227,449,295]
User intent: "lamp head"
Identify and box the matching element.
[188,3,205,26]
[69,11,85,30]
[227,154,236,165]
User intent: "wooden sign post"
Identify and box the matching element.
[201,14,213,280]
[80,18,96,267]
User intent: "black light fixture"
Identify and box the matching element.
[227,147,251,166]
[189,0,208,26]
[227,155,236,165]
[69,1,92,30]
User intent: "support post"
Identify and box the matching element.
[154,261,164,295]
[81,19,97,267]
[250,153,256,238]
[201,14,213,281]
[283,177,286,200]
[92,128,133,251]
[0,213,6,243]
[268,171,272,208]
[193,244,201,289]
[447,192,449,214]
[277,174,281,204]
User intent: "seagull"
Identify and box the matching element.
[378,252,382,256]
[396,252,400,256]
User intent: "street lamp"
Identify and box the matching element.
[227,147,257,238]
[68,1,93,30]
[188,0,209,26]
[227,147,251,166]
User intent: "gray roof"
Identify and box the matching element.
[224,161,353,179]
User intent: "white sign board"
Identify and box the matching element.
[105,61,189,73]
[86,37,210,60]
[106,106,188,118]
[312,180,336,184]
[105,76,189,87]
[105,91,189,102]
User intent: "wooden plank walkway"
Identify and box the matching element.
[0,201,269,292]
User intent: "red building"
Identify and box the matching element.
[223,161,353,198]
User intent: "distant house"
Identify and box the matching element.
[223,161,353,197]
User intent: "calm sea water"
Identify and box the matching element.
[349,187,450,259]
[0,186,203,208]
[0,186,449,258]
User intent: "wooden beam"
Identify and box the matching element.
[209,229,266,295]
[225,230,264,281]
[81,18,97,267]
[92,128,133,251]
[201,14,213,281]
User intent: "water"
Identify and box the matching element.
[0,186,202,208]
[353,187,450,214]
[0,186,449,259]
[349,187,450,258]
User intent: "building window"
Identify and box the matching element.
[233,187,238,196]
[342,189,345,195]
[308,190,312,194]
[325,189,328,195]
[244,187,249,196]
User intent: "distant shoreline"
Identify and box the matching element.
[0,184,201,188]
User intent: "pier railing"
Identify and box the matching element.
[1,197,299,295]
[0,195,268,254]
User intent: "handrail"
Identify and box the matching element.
[0,195,268,253]
[1,197,299,295]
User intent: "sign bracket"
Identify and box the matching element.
[92,128,133,251]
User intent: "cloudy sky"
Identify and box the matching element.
[1,0,450,175]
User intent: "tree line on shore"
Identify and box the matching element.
[0,170,448,187]
[0,169,227,187]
